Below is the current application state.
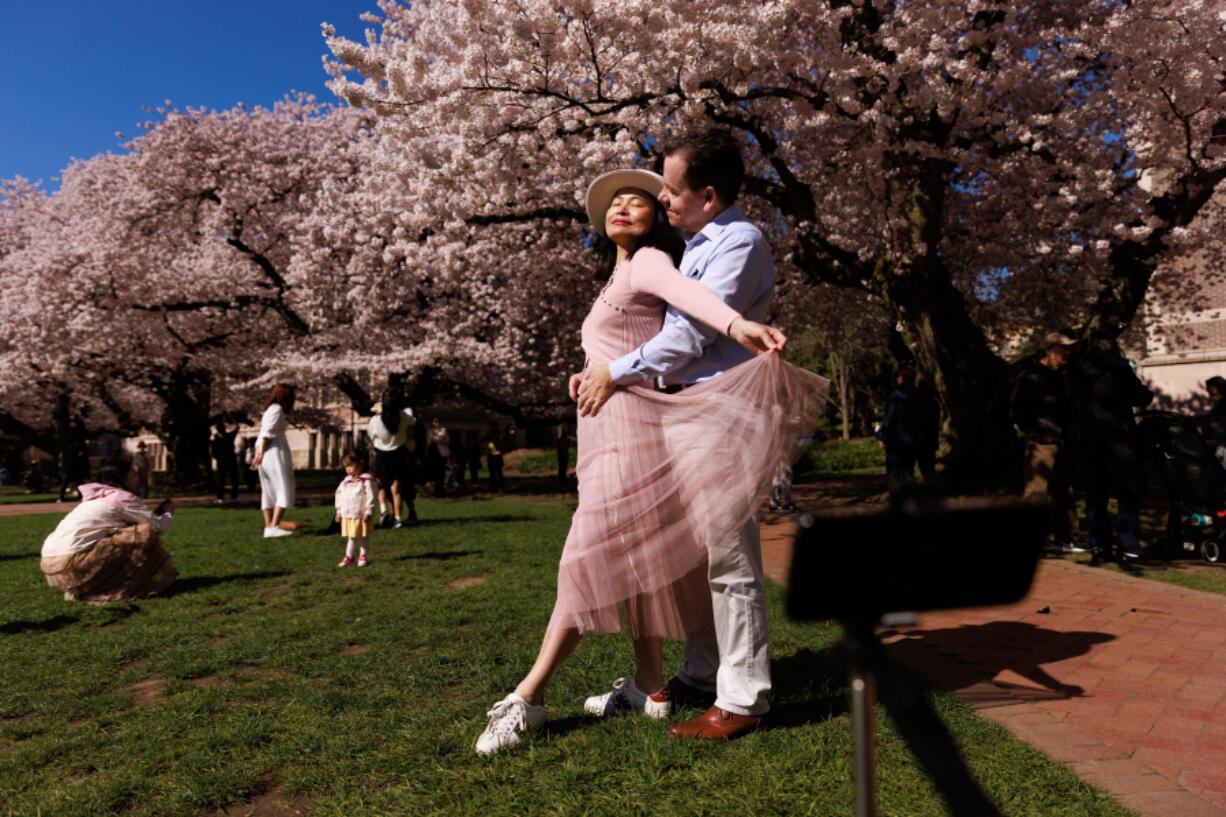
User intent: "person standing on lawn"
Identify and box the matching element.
[1010,331,1081,552]
[575,129,797,741]
[368,396,417,528]
[484,423,505,492]
[131,441,150,498]
[425,417,451,497]
[334,450,377,568]
[211,421,240,504]
[250,383,296,538]
[473,159,824,756]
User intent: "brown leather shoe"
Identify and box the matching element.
[669,706,766,740]
[666,675,716,709]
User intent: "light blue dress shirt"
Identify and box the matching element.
[608,203,775,387]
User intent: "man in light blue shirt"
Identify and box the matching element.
[577,130,777,739]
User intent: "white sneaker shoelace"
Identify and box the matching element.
[476,695,543,756]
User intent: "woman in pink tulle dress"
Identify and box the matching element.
[476,170,828,755]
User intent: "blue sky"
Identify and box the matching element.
[2,0,378,188]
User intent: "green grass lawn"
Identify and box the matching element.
[1,498,1132,816]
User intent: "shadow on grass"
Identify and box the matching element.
[158,571,292,599]
[0,552,40,562]
[1,614,82,635]
[768,647,851,729]
[539,713,591,741]
[412,515,536,527]
[391,550,482,562]
[2,601,142,634]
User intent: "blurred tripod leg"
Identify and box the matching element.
[872,647,1003,817]
[850,661,877,817]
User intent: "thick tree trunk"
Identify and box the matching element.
[877,257,1016,488]
[156,369,213,489]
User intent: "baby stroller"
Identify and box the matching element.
[1136,410,1225,563]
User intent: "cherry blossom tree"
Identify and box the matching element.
[323,0,1226,480]
[0,97,372,484]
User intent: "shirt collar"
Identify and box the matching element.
[684,203,745,249]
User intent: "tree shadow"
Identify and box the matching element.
[1,614,82,635]
[0,552,39,562]
[411,515,535,527]
[390,550,482,562]
[2,600,142,634]
[882,620,1115,702]
[768,647,852,728]
[157,571,292,599]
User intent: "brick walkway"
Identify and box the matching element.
[761,511,1226,817]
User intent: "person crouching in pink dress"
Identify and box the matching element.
[475,169,825,755]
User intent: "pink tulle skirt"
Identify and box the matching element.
[548,351,829,638]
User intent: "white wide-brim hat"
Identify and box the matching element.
[585,168,664,235]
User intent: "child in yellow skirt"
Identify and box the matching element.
[335,450,377,567]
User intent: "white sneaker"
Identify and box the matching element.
[263,527,292,538]
[583,677,671,719]
[1047,541,1087,554]
[475,694,546,756]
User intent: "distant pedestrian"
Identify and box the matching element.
[334,450,377,568]
[1065,333,1161,570]
[241,439,258,492]
[23,462,44,493]
[425,417,451,497]
[368,396,417,527]
[768,461,798,512]
[211,422,240,503]
[877,365,939,499]
[466,432,483,484]
[251,384,296,538]
[1202,376,1226,465]
[485,423,505,492]
[131,442,151,498]
[57,444,88,503]
[1010,331,1081,552]
[448,438,466,490]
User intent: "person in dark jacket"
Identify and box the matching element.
[1065,332,1161,569]
[877,365,939,499]
[1010,331,1081,552]
[211,422,240,503]
[1202,376,1226,458]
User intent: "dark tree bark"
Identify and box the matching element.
[153,367,214,489]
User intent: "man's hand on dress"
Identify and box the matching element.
[568,372,584,402]
[729,317,788,354]
[577,364,618,417]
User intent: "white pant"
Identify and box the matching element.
[678,514,770,716]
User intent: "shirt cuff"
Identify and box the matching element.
[608,356,645,386]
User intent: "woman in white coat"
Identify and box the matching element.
[251,383,296,538]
